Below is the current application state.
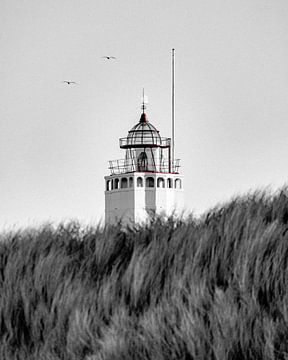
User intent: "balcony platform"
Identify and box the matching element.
[108,158,180,175]
[119,136,171,149]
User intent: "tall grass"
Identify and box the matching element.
[1,188,288,359]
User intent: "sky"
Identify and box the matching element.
[1,0,288,229]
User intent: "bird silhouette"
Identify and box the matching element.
[62,81,77,85]
[101,56,116,60]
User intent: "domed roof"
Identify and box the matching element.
[125,113,162,147]
[119,111,171,149]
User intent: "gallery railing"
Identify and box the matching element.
[119,136,171,148]
[109,158,180,175]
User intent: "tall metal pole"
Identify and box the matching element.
[171,48,175,172]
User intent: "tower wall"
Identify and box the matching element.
[105,173,184,226]
[105,175,135,225]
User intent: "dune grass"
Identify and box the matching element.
[1,188,288,359]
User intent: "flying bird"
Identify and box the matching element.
[62,81,77,85]
[101,56,116,60]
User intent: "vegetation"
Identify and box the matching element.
[1,189,288,359]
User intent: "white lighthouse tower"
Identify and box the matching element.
[104,94,184,226]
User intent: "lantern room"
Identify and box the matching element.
[109,110,180,176]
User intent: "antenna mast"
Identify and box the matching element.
[171,48,175,172]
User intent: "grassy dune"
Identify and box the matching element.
[1,189,288,359]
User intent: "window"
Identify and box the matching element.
[167,178,173,188]
[106,180,110,191]
[129,177,134,187]
[146,177,155,188]
[157,177,165,188]
[137,152,148,171]
[114,178,119,189]
[121,177,128,189]
[175,178,182,189]
[137,177,143,187]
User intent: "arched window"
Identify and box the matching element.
[121,177,128,189]
[157,177,165,188]
[129,177,134,187]
[106,180,110,191]
[146,177,155,188]
[167,178,173,188]
[114,178,119,190]
[175,178,182,189]
[137,177,143,187]
[137,152,148,172]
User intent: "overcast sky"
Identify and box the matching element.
[1,0,288,228]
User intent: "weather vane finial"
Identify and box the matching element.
[141,88,148,113]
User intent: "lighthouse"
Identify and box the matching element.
[104,94,184,225]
